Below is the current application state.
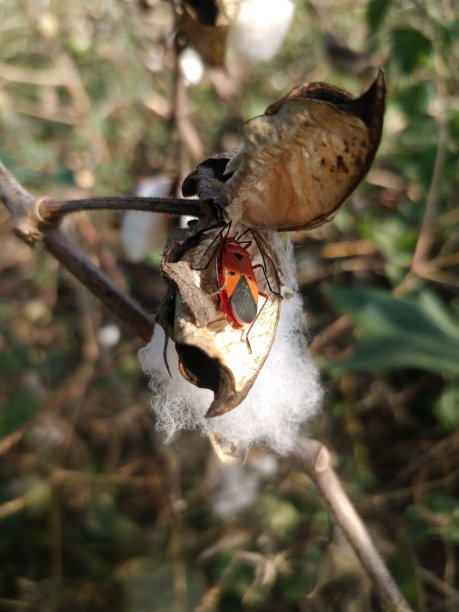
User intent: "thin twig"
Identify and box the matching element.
[411,116,448,274]
[293,439,413,612]
[171,2,204,197]
[308,314,351,355]
[172,53,204,166]
[37,195,200,226]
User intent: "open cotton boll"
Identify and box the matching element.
[139,236,322,455]
[228,0,294,64]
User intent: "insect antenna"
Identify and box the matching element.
[192,221,231,272]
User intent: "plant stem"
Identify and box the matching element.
[0,161,155,341]
[37,195,200,225]
[293,439,413,612]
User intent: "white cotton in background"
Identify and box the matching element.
[120,175,172,262]
[209,451,279,517]
[228,0,294,64]
[138,236,323,455]
[97,323,121,348]
[179,48,204,85]
[211,455,259,516]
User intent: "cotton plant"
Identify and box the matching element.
[227,0,295,64]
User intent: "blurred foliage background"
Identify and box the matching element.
[1,0,459,610]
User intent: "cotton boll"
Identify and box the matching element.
[228,0,294,64]
[139,235,322,455]
[210,283,322,454]
[97,323,121,348]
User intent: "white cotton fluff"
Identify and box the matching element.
[179,48,204,85]
[210,452,279,517]
[138,237,323,455]
[228,0,294,64]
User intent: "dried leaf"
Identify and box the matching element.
[177,1,239,67]
[159,225,282,417]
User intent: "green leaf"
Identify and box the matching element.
[434,382,459,430]
[0,391,42,437]
[366,0,391,34]
[325,286,459,374]
[391,27,433,73]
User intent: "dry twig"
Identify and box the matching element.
[293,439,413,611]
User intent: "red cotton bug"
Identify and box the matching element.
[198,223,279,336]
[216,232,267,329]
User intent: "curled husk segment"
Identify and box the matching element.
[158,223,281,417]
[183,71,386,231]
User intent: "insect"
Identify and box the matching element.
[199,223,280,340]
[217,232,267,329]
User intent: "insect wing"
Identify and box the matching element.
[219,240,259,327]
[230,274,258,325]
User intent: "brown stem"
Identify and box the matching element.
[308,314,351,355]
[172,57,204,168]
[411,116,448,273]
[42,227,154,342]
[0,160,38,241]
[293,439,412,612]
[37,195,200,226]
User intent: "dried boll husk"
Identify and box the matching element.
[182,71,386,232]
[158,223,282,417]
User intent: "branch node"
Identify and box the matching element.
[13,215,43,247]
[314,445,330,473]
[35,196,60,227]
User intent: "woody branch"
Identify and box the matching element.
[294,440,412,611]
[0,160,194,341]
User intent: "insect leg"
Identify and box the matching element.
[191,221,229,271]
[243,292,270,354]
[250,230,283,298]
